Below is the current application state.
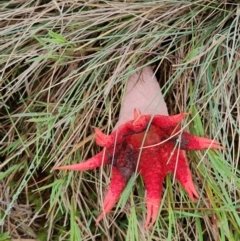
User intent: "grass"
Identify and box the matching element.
[0,0,239,240]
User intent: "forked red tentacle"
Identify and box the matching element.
[152,113,189,128]
[95,109,151,149]
[139,150,165,228]
[53,152,108,171]
[96,167,126,224]
[95,128,114,148]
[165,127,224,151]
[179,131,224,151]
[167,150,199,201]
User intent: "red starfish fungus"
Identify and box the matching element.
[54,67,223,228]
[54,110,223,228]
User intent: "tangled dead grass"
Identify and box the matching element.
[0,1,239,240]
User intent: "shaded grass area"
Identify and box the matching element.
[0,0,239,240]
